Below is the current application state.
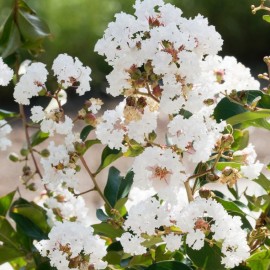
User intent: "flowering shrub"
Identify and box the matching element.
[0,0,270,269]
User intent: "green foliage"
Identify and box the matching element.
[0,109,18,120]
[146,261,192,270]
[80,125,94,141]
[0,190,16,216]
[246,250,270,270]
[30,130,49,147]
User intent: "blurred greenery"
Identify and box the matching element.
[1,0,270,109]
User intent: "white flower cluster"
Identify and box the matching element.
[35,221,107,270]
[52,54,92,95]
[0,120,12,151]
[39,187,92,227]
[119,197,250,268]
[175,198,250,268]
[0,57,13,86]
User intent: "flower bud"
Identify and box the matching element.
[199,188,213,199]
[20,148,29,157]
[9,153,19,162]
[222,166,233,176]
[41,149,50,157]
[220,134,234,149]
[74,142,86,155]
[152,85,162,97]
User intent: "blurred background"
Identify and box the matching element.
[0,0,270,110]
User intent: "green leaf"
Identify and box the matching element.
[186,243,223,270]
[104,250,122,265]
[9,198,48,240]
[246,250,270,270]
[128,254,153,267]
[96,209,109,222]
[0,110,19,120]
[0,246,23,265]
[216,162,241,171]
[92,223,124,238]
[0,190,16,216]
[0,217,21,249]
[124,140,145,157]
[95,146,123,174]
[80,125,94,141]
[0,20,22,58]
[226,109,270,126]
[104,167,134,208]
[231,129,249,151]
[253,174,270,193]
[81,139,101,155]
[30,130,49,147]
[146,261,192,270]
[11,202,50,233]
[263,15,270,23]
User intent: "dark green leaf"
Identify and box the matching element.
[0,21,21,58]
[118,170,134,199]
[0,190,16,216]
[146,261,192,270]
[129,254,152,267]
[0,110,19,120]
[95,146,122,174]
[104,251,122,265]
[30,130,49,147]
[186,243,223,270]
[0,246,23,265]
[96,209,109,222]
[246,250,270,270]
[80,125,94,141]
[92,223,124,238]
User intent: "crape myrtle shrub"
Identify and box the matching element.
[0,0,270,270]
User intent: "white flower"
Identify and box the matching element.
[13,63,48,105]
[119,232,146,255]
[0,58,13,86]
[35,221,107,270]
[52,54,92,96]
[132,146,186,203]
[0,120,12,151]
[162,234,182,252]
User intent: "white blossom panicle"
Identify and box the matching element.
[31,106,74,136]
[40,187,92,227]
[87,98,103,114]
[162,234,182,252]
[0,120,12,151]
[168,108,226,163]
[132,146,186,203]
[35,221,107,270]
[123,197,170,235]
[52,54,92,96]
[175,198,250,268]
[119,232,147,255]
[40,142,78,189]
[13,63,48,105]
[0,58,13,86]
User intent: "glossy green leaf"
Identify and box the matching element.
[246,250,270,270]
[0,110,19,120]
[263,15,270,23]
[0,190,16,216]
[124,140,144,157]
[30,130,49,147]
[9,198,48,240]
[0,217,21,249]
[80,125,94,141]
[11,202,49,233]
[95,146,123,174]
[104,167,134,208]
[0,20,21,58]
[253,174,270,193]
[226,109,270,126]
[96,209,109,222]
[146,261,192,270]
[0,246,23,265]
[92,223,124,238]
[187,243,223,270]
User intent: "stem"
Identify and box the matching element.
[74,187,96,197]
[19,104,43,179]
[184,180,194,202]
[79,156,112,209]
